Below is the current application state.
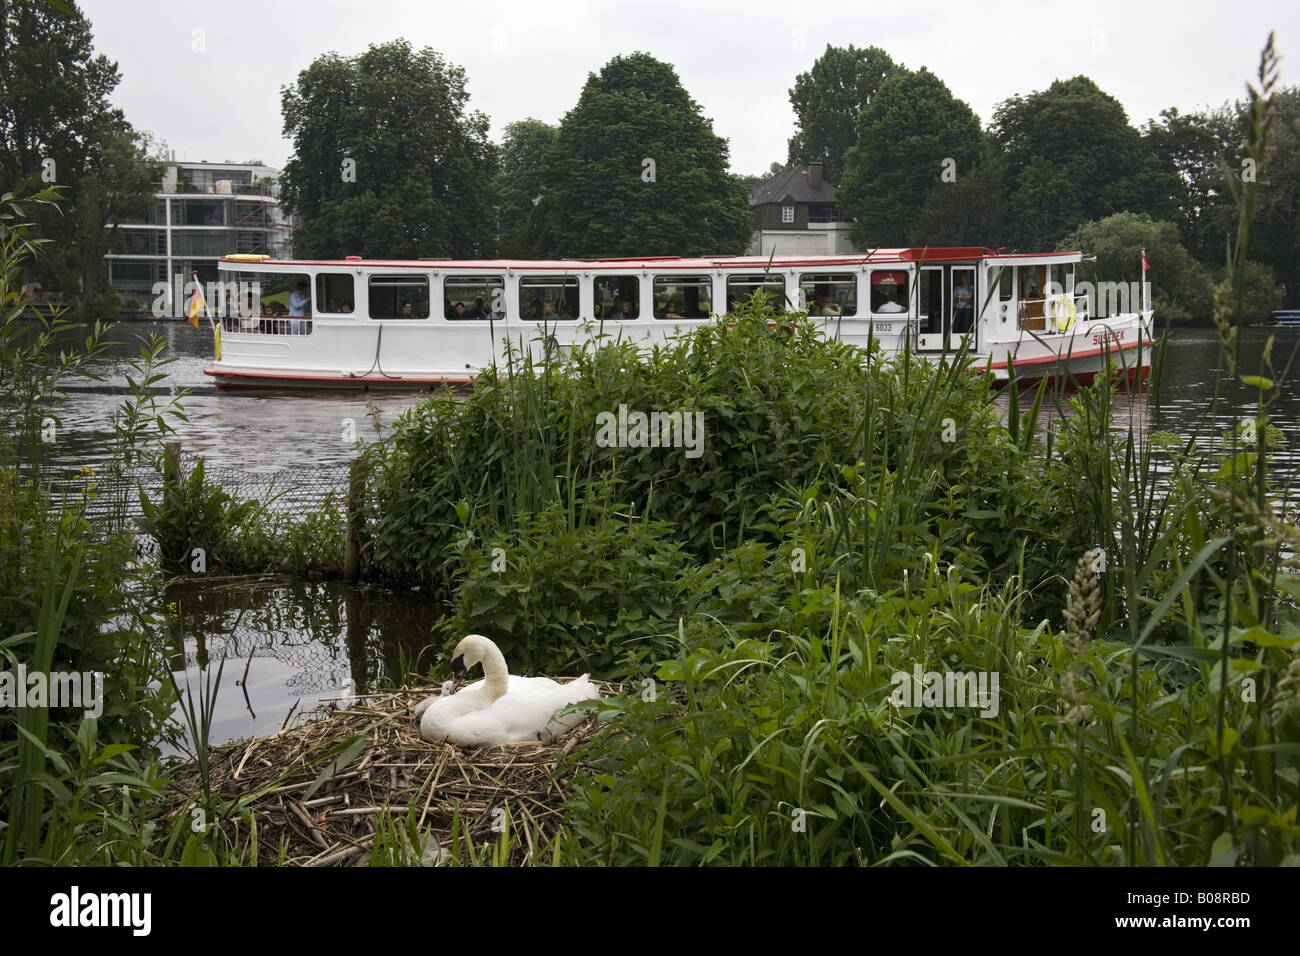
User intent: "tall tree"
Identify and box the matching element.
[533,53,750,258]
[1250,86,1300,306]
[786,44,899,186]
[280,40,497,259]
[992,76,1173,247]
[910,149,1011,246]
[1141,106,1236,260]
[1061,213,1215,324]
[838,68,984,248]
[494,118,556,259]
[0,0,159,309]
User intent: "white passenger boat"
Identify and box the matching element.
[201,248,1155,389]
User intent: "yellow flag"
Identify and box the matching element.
[188,280,205,328]
[213,324,222,361]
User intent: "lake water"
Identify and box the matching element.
[40,319,1300,750]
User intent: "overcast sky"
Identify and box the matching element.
[81,0,1296,176]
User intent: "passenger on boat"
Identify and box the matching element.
[340,302,353,313]
[471,297,486,319]
[811,291,840,316]
[875,287,906,313]
[603,293,624,319]
[953,277,974,332]
[526,299,544,319]
[402,302,415,317]
[289,281,310,334]
[665,300,684,319]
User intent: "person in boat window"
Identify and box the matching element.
[542,300,560,319]
[619,298,636,319]
[340,302,353,313]
[401,302,415,317]
[665,299,684,319]
[953,275,974,332]
[874,282,906,313]
[289,281,310,334]
[328,298,340,313]
[812,289,840,316]
[526,298,544,319]
[604,292,624,319]
[452,302,466,319]
[471,296,486,319]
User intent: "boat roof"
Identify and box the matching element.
[219,248,1082,271]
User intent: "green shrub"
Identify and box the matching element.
[431,494,689,678]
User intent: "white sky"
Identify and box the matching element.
[81,0,1297,177]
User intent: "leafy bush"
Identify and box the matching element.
[137,456,255,573]
[431,495,689,678]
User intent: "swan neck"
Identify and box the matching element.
[479,642,509,699]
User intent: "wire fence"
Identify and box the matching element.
[53,449,353,530]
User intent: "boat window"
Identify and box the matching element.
[1049,263,1069,296]
[653,275,711,319]
[316,274,356,315]
[918,269,942,333]
[1017,265,1046,327]
[997,266,1013,301]
[218,270,313,335]
[799,273,857,317]
[725,274,784,313]
[369,274,429,319]
[595,275,640,320]
[444,275,504,320]
[870,270,909,314]
[519,276,578,320]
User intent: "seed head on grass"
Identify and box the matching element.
[1063,551,1101,656]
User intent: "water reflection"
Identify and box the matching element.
[162,577,443,754]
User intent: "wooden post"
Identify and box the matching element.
[344,456,367,581]
[164,440,182,480]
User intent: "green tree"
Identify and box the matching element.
[1249,87,1300,307]
[1143,105,1238,262]
[0,0,160,310]
[1061,213,1215,325]
[993,76,1169,247]
[910,150,1010,246]
[533,53,751,258]
[280,40,497,259]
[786,44,899,186]
[494,118,557,259]
[838,68,984,248]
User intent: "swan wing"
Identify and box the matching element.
[438,675,601,747]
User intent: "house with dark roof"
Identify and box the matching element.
[747,162,859,256]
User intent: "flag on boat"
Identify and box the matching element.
[187,273,206,328]
[1141,249,1150,273]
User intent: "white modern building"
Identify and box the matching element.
[104,158,292,306]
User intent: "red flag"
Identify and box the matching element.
[1141,249,1150,273]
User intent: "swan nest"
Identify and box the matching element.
[162,679,619,866]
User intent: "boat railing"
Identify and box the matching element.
[220,314,313,335]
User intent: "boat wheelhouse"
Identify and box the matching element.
[201,248,1155,389]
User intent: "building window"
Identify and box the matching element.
[781,205,794,224]
[652,275,711,319]
[519,276,578,320]
[369,275,429,319]
[444,275,504,319]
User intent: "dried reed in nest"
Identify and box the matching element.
[163,681,620,866]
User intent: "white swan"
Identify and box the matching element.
[413,635,601,747]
